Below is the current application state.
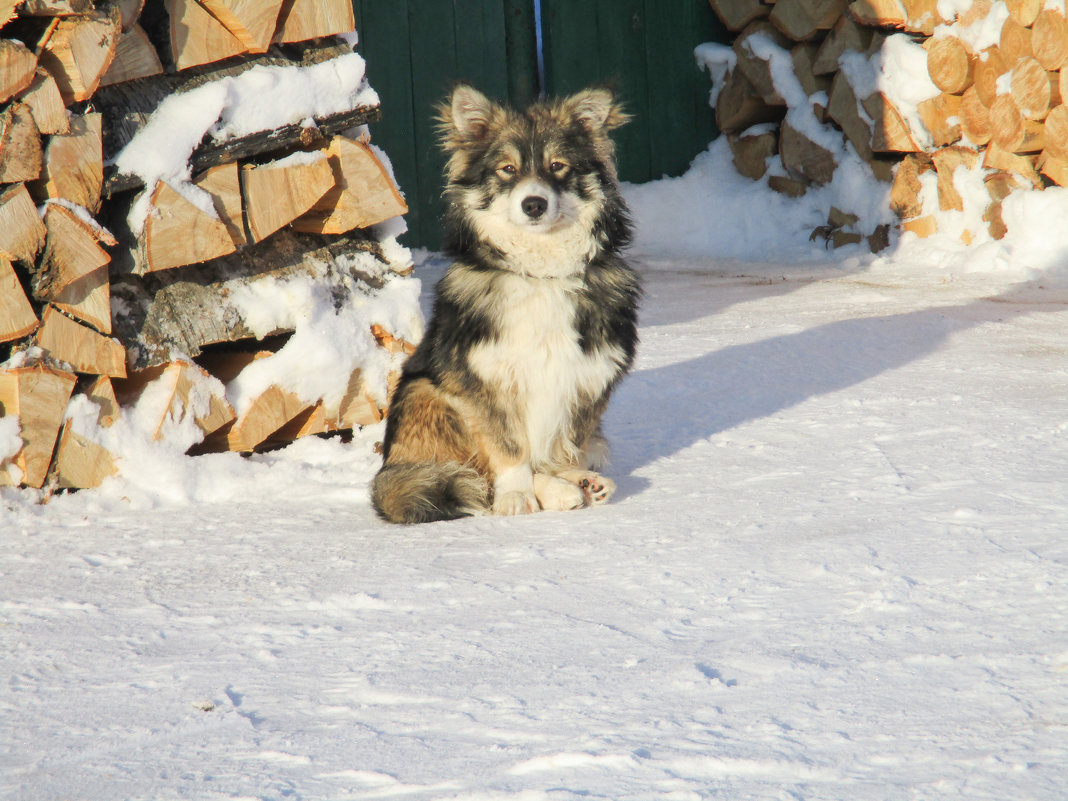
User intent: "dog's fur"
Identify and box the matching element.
[370,85,641,524]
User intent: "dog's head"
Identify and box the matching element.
[437,85,631,267]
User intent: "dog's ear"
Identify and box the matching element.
[567,88,629,133]
[443,84,496,143]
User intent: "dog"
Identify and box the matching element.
[370,84,641,524]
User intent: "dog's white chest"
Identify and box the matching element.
[468,276,620,467]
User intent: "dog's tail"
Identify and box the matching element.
[371,462,490,524]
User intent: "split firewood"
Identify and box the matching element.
[0,256,39,344]
[902,215,938,237]
[199,0,286,53]
[0,183,47,265]
[0,364,77,488]
[917,92,962,147]
[848,0,908,28]
[135,180,237,274]
[982,142,1042,188]
[38,5,122,104]
[20,0,95,14]
[707,0,769,32]
[728,127,779,179]
[862,92,920,153]
[734,22,791,106]
[166,0,248,71]
[902,0,946,35]
[1044,104,1068,160]
[193,161,246,247]
[925,35,973,94]
[1032,10,1068,71]
[959,85,993,145]
[1005,0,1041,27]
[0,102,43,183]
[17,69,68,135]
[1,0,18,25]
[989,95,1045,152]
[98,24,164,87]
[0,40,38,104]
[34,203,111,302]
[115,0,146,30]
[53,420,118,489]
[813,14,873,74]
[973,46,1008,108]
[225,384,315,452]
[292,137,408,235]
[334,368,384,427]
[932,146,979,211]
[29,112,103,212]
[370,324,417,356]
[715,68,784,132]
[273,0,356,44]
[889,152,933,218]
[769,0,849,41]
[828,72,874,162]
[1038,150,1068,186]
[48,261,111,334]
[115,360,235,441]
[241,151,335,243]
[790,44,831,98]
[999,17,1033,65]
[35,305,127,377]
[84,375,120,427]
[768,174,808,197]
[779,121,836,185]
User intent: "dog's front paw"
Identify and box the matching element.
[561,471,615,505]
[493,490,539,516]
[534,474,586,512]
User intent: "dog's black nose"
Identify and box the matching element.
[521,195,548,219]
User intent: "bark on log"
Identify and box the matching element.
[35,305,127,377]
[0,364,77,488]
[0,102,43,184]
[0,183,47,265]
[0,256,39,344]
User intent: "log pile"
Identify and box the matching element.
[0,0,416,492]
[705,0,1068,246]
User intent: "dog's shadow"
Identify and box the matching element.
[605,291,1058,492]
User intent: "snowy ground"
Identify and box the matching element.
[4,233,1067,798]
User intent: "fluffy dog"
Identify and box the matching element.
[371,84,640,523]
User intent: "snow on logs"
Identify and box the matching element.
[0,1,416,492]
[705,0,1068,246]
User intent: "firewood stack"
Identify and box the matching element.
[0,0,416,492]
[705,0,1068,247]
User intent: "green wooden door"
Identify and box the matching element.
[352,1,726,248]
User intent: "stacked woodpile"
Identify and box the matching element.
[0,0,415,491]
[706,0,1068,247]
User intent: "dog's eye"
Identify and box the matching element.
[497,164,517,178]
[550,161,569,175]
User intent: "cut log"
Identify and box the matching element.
[932,146,979,212]
[17,69,68,135]
[0,256,39,344]
[861,92,921,153]
[1038,150,1068,186]
[20,0,95,14]
[0,102,43,184]
[768,174,808,197]
[779,121,836,185]
[989,95,1045,152]
[707,0,769,31]
[1000,17,1033,65]
[50,263,111,334]
[1032,10,1068,71]
[273,0,356,44]
[902,0,946,35]
[828,71,874,161]
[813,14,873,74]
[727,127,779,179]
[98,24,164,87]
[973,46,1008,108]
[54,419,118,489]
[0,40,38,104]
[769,0,849,41]
[115,360,235,441]
[902,215,938,237]
[0,183,47,265]
[1009,56,1053,119]
[1044,104,1068,159]
[166,0,248,71]
[1,0,18,25]
[958,0,992,27]
[193,161,246,247]
[84,375,120,427]
[36,305,127,377]
[137,179,237,274]
[227,383,314,452]
[848,0,907,27]
[925,35,973,94]
[34,203,111,301]
[241,151,335,243]
[917,92,962,147]
[890,152,933,218]
[1005,0,1041,27]
[734,22,791,106]
[291,137,408,235]
[959,85,994,145]
[116,0,146,30]
[0,365,77,488]
[29,112,103,212]
[38,5,123,104]
[199,0,286,53]
[790,43,831,98]
[714,68,785,132]
[370,324,416,356]
[982,142,1042,187]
